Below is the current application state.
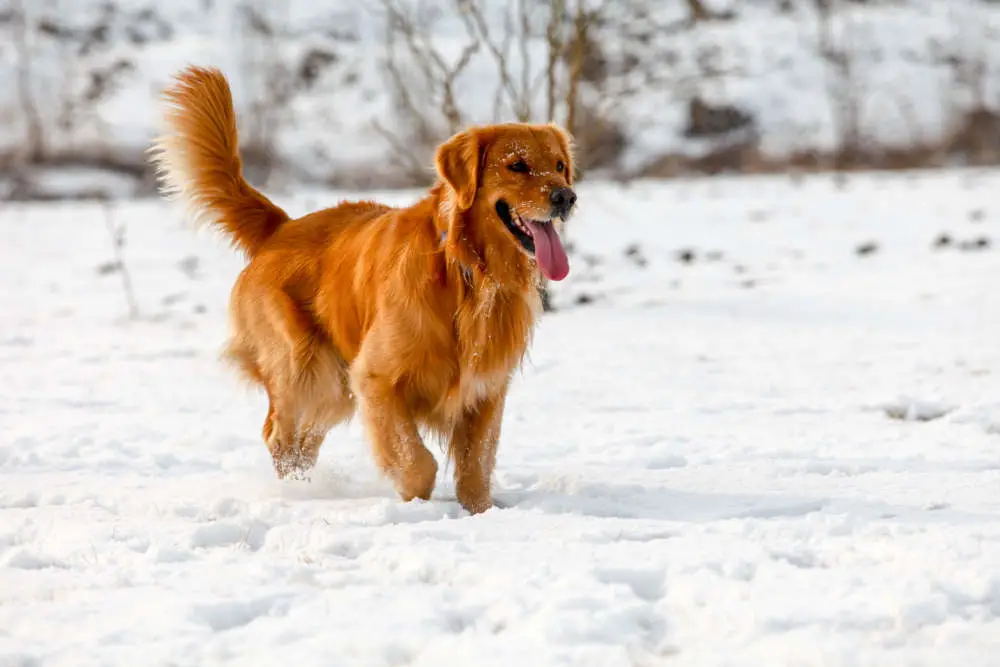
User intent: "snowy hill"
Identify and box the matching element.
[5,0,1000,198]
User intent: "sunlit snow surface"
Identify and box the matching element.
[1,170,998,666]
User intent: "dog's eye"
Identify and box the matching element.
[556,160,565,173]
[508,160,529,173]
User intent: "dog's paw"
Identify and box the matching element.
[273,455,315,482]
[284,468,313,483]
[456,494,496,515]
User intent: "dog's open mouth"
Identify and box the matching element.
[495,200,570,281]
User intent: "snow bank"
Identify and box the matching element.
[4,0,1000,197]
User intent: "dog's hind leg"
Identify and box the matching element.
[221,312,302,477]
[262,386,305,478]
[294,343,356,473]
[238,283,327,479]
[231,273,357,479]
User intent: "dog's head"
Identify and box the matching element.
[435,123,577,282]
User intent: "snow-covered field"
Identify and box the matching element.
[1,170,998,666]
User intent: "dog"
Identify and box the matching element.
[149,66,576,514]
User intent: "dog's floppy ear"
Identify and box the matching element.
[435,129,482,211]
[547,123,576,185]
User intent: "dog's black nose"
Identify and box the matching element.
[550,187,577,217]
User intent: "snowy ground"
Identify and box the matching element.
[1,169,999,666]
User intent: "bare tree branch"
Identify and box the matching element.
[518,0,532,115]
[565,0,588,136]
[457,0,531,120]
[380,0,479,135]
[372,119,431,181]
[545,0,566,122]
[11,0,44,163]
[441,41,480,133]
[685,0,711,23]
[101,201,139,321]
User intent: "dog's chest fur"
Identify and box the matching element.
[442,278,541,415]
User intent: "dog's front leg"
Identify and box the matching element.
[450,391,507,514]
[353,367,438,503]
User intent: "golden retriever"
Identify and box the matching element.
[149,66,576,514]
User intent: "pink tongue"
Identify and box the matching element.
[526,221,570,281]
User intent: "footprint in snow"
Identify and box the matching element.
[189,520,270,551]
[191,595,292,632]
[880,396,953,422]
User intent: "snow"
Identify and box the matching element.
[2,169,999,665]
[6,0,1000,192]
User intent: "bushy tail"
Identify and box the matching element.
[149,65,288,257]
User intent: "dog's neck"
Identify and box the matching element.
[428,185,542,375]
[438,227,474,286]
[431,184,536,295]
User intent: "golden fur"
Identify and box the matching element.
[149,66,576,513]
